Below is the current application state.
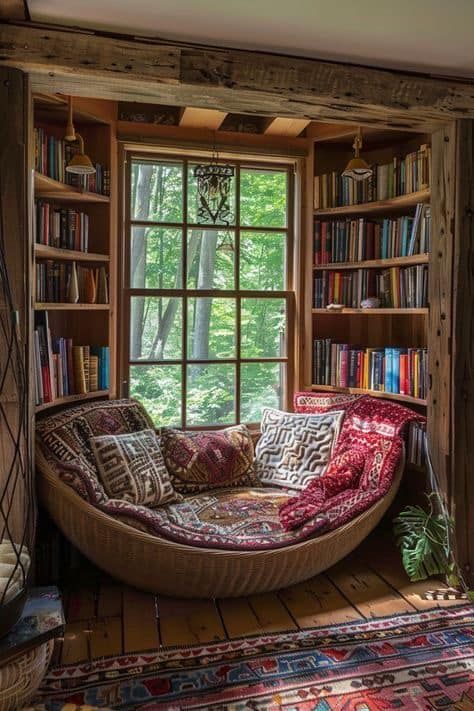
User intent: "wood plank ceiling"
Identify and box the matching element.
[118,100,312,137]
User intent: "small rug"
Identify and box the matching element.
[39,605,474,710]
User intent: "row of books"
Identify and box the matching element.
[313,205,430,265]
[35,261,109,304]
[34,313,109,405]
[34,127,110,195]
[312,339,428,399]
[314,145,431,209]
[407,422,426,467]
[35,201,90,252]
[313,265,428,309]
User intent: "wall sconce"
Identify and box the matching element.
[342,127,372,182]
[65,96,96,175]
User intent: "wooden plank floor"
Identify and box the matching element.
[58,533,464,665]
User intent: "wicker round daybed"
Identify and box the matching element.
[36,447,404,598]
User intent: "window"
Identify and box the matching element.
[123,152,294,427]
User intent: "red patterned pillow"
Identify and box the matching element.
[160,425,259,494]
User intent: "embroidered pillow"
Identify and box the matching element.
[90,429,179,507]
[160,425,259,494]
[255,408,345,490]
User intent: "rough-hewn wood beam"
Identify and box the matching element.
[264,117,311,137]
[0,1,28,21]
[2,24,474,131]
[179,107,227,130]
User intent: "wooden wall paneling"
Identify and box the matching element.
[0,66,32,545]
[5,24,474,130]
[428,124,456,497]
[451,119,474,587]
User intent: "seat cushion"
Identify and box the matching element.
[160,425,259,494]
[107,487,329,550]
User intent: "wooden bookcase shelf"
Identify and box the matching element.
[35,244,109,263]
[34,172,110,203]
[312,307,428,315]
[304,129,431,462]
[35,303,110,311]
[310,384,427,406]
[35,389,109,414]
[33,94,116,412]
[314,188,430,217]
[313,254,429,270]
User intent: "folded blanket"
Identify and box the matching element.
[279,394,425,532]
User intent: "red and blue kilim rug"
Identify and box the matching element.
[39,605,474,710]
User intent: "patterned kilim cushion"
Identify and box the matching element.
[101,487,325,550]
[160,425,259,494]
[90,429,180,507]
[255,408,345,490]
[35,399,154,504]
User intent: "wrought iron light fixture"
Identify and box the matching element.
[194,148,235,225]
[64,96,96,175]
[342,127,372,182]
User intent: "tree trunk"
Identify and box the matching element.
[192,230,218,360]
[149,232,201,359]
[130,163,154,359]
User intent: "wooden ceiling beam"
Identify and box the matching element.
[264,117,311,137]
[2,23,474,131]
[179,107,227,130]
[0,1,28,21]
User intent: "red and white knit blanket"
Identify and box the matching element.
[279,393,425,532]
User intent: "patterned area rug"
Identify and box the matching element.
[39,606,474,710]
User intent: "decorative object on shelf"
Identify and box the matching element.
[193,145,235,225]
[326,303,344,310]
[64,96,96,176]
[0,192,35,638]
[342,127,373,182]
[361,297,381,309]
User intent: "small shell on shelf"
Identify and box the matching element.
[360,297,381,309]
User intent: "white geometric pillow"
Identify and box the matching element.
[90,429,180,507]
[255,408,344,490]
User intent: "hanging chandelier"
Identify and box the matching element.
[194,148,235,225]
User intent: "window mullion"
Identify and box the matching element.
[235,162,241,424]
[182,158,188,429]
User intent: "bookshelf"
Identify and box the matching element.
[303,127,431,423]
[32,94,117,414]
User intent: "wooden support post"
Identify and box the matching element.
[428,124,456,497]
[451,119,474,587]
[430,120,474,586]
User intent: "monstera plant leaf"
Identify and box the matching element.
[393,499,452,582]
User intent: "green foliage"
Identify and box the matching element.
[129,160,288,426]
[393,495,452,581]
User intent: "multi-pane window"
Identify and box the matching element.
[124,153,294,427]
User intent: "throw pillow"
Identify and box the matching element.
[90,429,179,507]
[160,425,259,494]
[255,408,345,490]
